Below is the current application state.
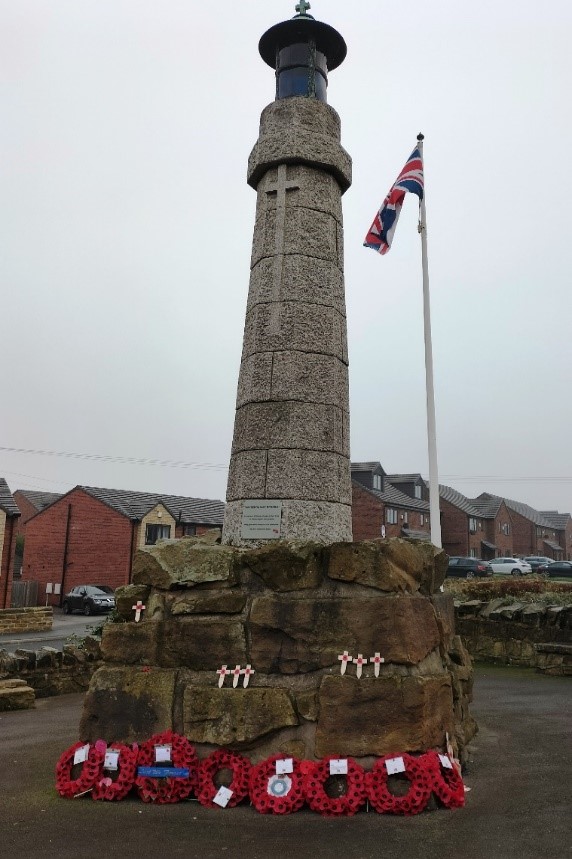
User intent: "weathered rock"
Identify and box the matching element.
[0,678,35,711]
[250,594,440,673]
[327,539,447,593]
[170,592,246,616]
[114,584,151,620]
[183,687,298,747]
[62,644,86,665]
[295,689,319,722]
[132,541,239,590]
[14,649,36,669]
[456,600,486,617]
[240,541,324,592]
[81,635,102,660]
[430,592,456,646]
[159,618,247,670]
[499,602,527,621]
[80,666,176,742]
[36,647,59,668]
[101,621,160,665]
[315,675,454,757]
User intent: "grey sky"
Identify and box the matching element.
[1,0,571,514]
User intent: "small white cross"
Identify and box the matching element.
[216,665,230,688]
[338,651,353,676]
[232,665,244,689]
[353,654,366,679]
[132,601,145,622]
[242,665,255,688]
[370,652,385,678]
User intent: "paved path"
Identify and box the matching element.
[0,665,570,859]
[0,610,103,651]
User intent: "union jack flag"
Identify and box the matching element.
[364,146,424,255]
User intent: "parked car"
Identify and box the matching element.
[487,557,532,576]
[537,561,572,578]
[447,557,494,579]
[523,556,555,571]
[62,585,116,615]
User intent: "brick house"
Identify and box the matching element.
[0,479,21,609]
[351,463,431,542]
[438,486,515,559]
[22,485,225,607]
[541,512,572,560]
[477,494,563,560]
[13,490,62,539]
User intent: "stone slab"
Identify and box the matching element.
[231,401,346,456]
[158,618,247,670]
[239,541,324,592]
[315,674,454,757]
[250,594,441,673]
[169,592,247,615]
[79,666,176,742]
[222,499,352,546]
[328,539,448,593]
[132,540,239,590]
[183,686,298,747]
[100,621,160,665]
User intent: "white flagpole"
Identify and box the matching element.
[416,134,442,548]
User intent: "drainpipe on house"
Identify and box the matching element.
[60,503,72,607]
[128,520,137,584]
[1,516,15,609]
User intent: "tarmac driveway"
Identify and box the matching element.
[0,664,570,859]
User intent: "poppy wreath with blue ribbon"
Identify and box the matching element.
[135,731,198,804]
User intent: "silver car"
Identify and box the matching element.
[487,557,532,576]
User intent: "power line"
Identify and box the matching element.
[0,445,228,472]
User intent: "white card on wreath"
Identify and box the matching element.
[276,758,294,775]
[439,754,453,769]
[104,750,120,771]
[73,744,90,765]
[329,758,348,775]
[154,744,172,763]
[213,786,233,808]
[385,756,406,775]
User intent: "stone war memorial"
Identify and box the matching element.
[78,3,476,812]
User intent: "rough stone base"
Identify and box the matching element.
[0,678,35,711]
[222,499,352,547]
[80,536,477,764]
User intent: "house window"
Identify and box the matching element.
[373,474,382,491]
[183,524,197,537]
[502,523,510,536]
[402,511,408,524]
[386,508,398,525]
[414,485,422,499]
[469,548,477,558]
[469,518,478,533]
[145,524,171,545]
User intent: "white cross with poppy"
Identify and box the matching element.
[370,652,385,678]
[232,665,244,689]
[353,653,366,679]
[132,601,146,622]
[242,665,255,688]
[216,665,230,688]
[337,650,353,676]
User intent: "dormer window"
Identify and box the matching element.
[414,485,422,499]
[373,474,382,491]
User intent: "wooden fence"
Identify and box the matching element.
[11,580,39,608]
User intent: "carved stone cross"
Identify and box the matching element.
[295,0,311,16]
[265,164,300,333]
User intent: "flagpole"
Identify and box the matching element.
[416,134,442,548]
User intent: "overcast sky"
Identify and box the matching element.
[1,0,571,515]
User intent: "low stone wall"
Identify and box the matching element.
[0,636,101,697]
[455,599,571,674]
[0,607,52,634]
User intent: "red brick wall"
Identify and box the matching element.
[562,519,572,560]
[440,499,469,556]
[12,492,41,539]
[352,483,384,541]
[484,501,513,557]
[22,489,134,607]
[174,524,219,539]
[0,516,18,609]
[509,510,538,556]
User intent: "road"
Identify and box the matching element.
[0,609,107,652]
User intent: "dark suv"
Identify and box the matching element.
[62,585,115,616]
[447,557,493,579]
